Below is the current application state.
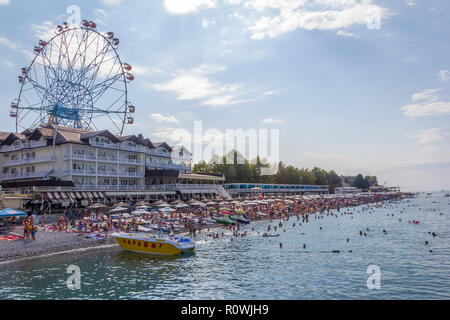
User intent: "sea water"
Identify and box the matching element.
[0,192,449,300]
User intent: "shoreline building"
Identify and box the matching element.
[0,124,192,193]
[0,124,330,211]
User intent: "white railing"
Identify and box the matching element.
[1,144,26,152]
[70,169,97,176]
[68,154,97,161]
[29,141,47,148]
[146,149,171,157]
[146,162,190,170]
[119,158,144,165]
[97,170,118,177]
[119,172,145,178]
[2,156,55,166]
[90,141,120,150]
[1,171,49,180]
[0,141,48,153]
[120,145,147,153]
[97,156,118,163]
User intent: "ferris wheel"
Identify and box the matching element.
[10,20,136,135]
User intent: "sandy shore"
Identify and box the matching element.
[0,222,234,263]
[0,227,117,262]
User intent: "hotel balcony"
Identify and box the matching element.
[120,145,147,153]
[119,158,145,165]
[68,169,98,176]
[66,153,97,161]
[97,156,118,163]
[1,170,50,181]
[0,140,47,153]
[97,170,118,177]
[73,184,145,191]
[90,141,120,150]
[2,155,56,167]
[146,162,191,171]
[119,171,145,178]
[146,149,171,157]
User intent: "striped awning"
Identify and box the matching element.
[44,191,106,202]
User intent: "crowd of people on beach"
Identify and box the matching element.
[3,192,410,244]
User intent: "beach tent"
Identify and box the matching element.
[0,208,27,218]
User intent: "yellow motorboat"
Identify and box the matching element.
[111,233,195,255]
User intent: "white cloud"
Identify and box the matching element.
[438,69,450,81]
[93,9,109,25]
[202,19,209,28]
[101,0,125,6]
[401,101,450,117]
[1,60,14,68]
[263,89,280,95]
[153,64,250,106]
[243,0,389,40]
[151,127,180,142]
[406,128,445,145]
[31,21,55,40]
[149,113,180,124]
[411,88,441,102]
[263,118,286,124]
[0,36,18,50]
[0,0,10,5]
[337,29,358,38]
[164,0,216,15]
[401,88,450,117]
[404,0,415,7]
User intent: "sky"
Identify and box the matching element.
[0,0,449,192]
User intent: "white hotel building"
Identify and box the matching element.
[0,124,192,193]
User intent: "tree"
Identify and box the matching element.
[354,174,370,189]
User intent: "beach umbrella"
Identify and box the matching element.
[192,202,206,207]
[114,202,129,207]
[136,201,151,206]
[131,210,149,215]
[201,198,210,203]
[136,205,150,210]
[188,199,198,204]
[206,201,216,206]
[157,203,171,208]
[171,200,184,205]
[109,206,128,213]
[160,207,176,213]
[153,200,166,206]
[88,203,107,209]
[0,208,27,218]
[175,203,189,208]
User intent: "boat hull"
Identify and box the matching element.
[213,218,236,225]
[112,233,195,255]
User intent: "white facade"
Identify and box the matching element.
[0,125,191,191]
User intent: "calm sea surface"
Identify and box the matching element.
[1,192,449,300]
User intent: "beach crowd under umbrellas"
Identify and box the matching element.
[16,192,409,240]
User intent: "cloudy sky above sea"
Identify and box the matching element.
[0,0,449,191]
